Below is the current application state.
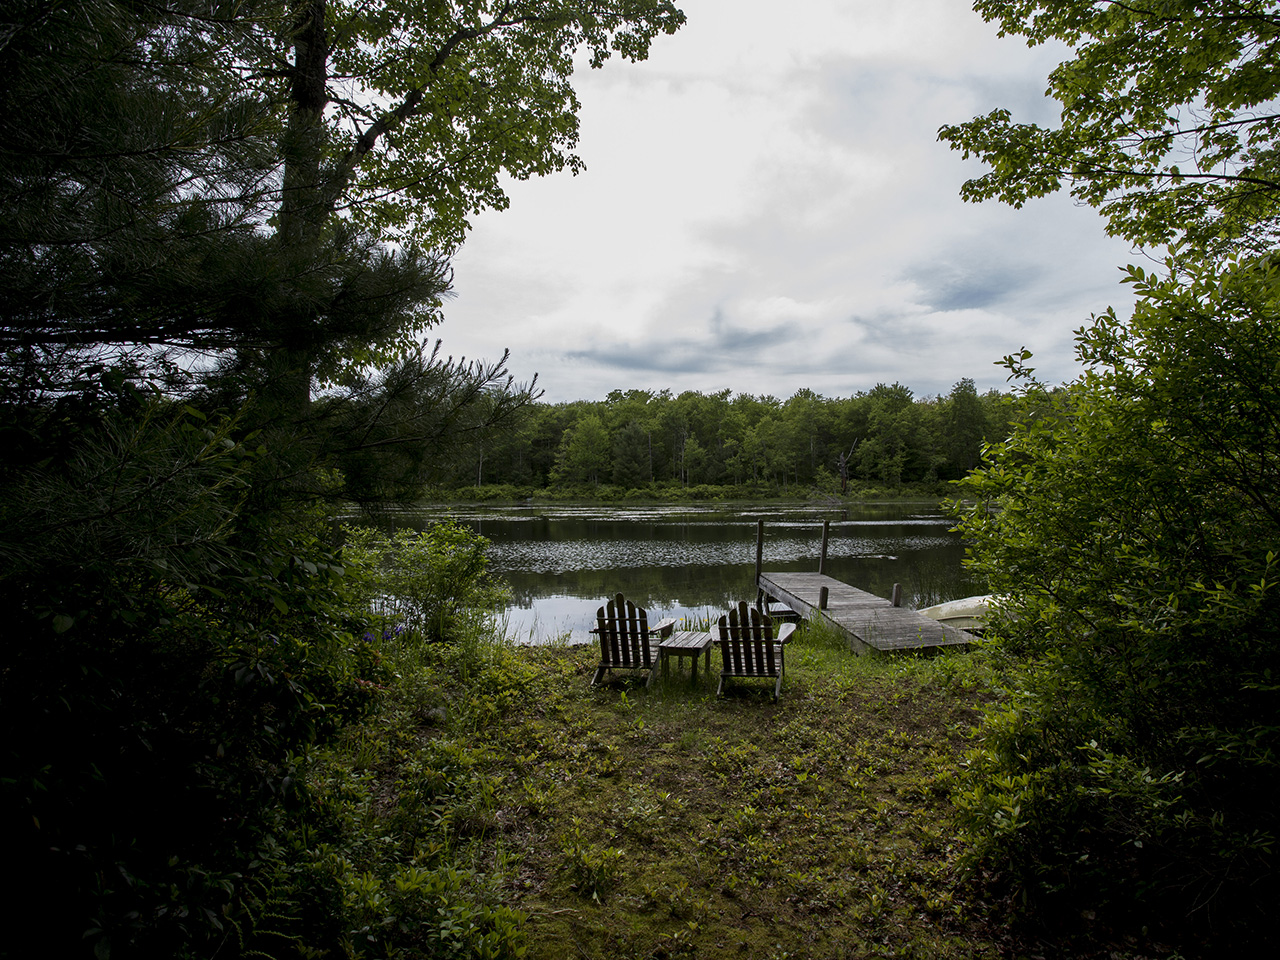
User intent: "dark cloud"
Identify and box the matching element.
[903,257,1045,312]
[565,342,714,375]
[706,311,802,355]
[566,308,803,378]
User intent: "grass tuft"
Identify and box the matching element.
[303,624,1182,959]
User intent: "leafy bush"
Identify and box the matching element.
[344,522,509,644]
[0,390,530,958]
[271,617,548,960]
[952,254,1280,946]
[0,382,384,957]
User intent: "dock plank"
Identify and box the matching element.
[758,572,972,653]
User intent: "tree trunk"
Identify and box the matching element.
[280,0,330,251]
[268,0,331,418]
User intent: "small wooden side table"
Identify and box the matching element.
[658,631,714,682]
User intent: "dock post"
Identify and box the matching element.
[755,519,764,610]
[819,586,829,611]
[891,583,902,607]
[819,520,830,575]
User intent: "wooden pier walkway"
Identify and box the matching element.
[756,571,972,654]
[752,519,973,654]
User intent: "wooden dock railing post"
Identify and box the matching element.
[819,520,830,575]
[891,583,902,607]
[819,586,829,611]
[755,519,764,609]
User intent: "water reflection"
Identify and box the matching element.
[382,501,979,644]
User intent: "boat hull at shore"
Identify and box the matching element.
[918,595,991,633]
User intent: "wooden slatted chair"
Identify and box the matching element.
[590,593,676,687]
[716,600,797,700]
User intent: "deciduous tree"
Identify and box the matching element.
[2,0,685,393]
[945,1,1280,947]
[939,1,1280,257]
[611,419,651,487]
[552,410,610,485]
[955,256,1280,945]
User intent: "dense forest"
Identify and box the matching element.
[445,380,1025,493]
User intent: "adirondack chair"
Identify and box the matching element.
[716,600,797,700]
[591,593,676,687]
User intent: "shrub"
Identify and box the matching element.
[344,522,509,644]
[0,386,379,957]
[952,255,1280,947]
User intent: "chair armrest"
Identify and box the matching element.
[649,617,677,639]
[776,622,797,645]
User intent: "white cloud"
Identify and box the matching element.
[439,0,1137,402]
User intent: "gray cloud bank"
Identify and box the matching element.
[440,0,1137,402]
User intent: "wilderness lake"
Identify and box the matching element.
[376,500,982,644]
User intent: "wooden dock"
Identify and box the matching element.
[756,571,972,654]
[752,519,973,654]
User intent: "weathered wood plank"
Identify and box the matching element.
[757,572,972,654]
[716,600,797,699]
[658,630,714,681]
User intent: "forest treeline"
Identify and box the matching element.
[448,379,1026,493]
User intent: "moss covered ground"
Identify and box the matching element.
[492,637,999,960]
[305,624,1181,959]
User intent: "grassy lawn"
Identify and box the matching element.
[494,638,1001,960]
[308,622,1025,959]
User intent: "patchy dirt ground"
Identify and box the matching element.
[466,636,1013,960]
[316,623,1196,959]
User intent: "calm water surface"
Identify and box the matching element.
[389,501,979,644]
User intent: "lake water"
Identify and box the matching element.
[381,500,979,644]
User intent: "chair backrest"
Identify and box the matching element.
[596,592,655,668]
[717,600,779,676]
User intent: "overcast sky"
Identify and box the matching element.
[438,0,1140,405]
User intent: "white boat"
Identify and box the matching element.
[918,595,991,633]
